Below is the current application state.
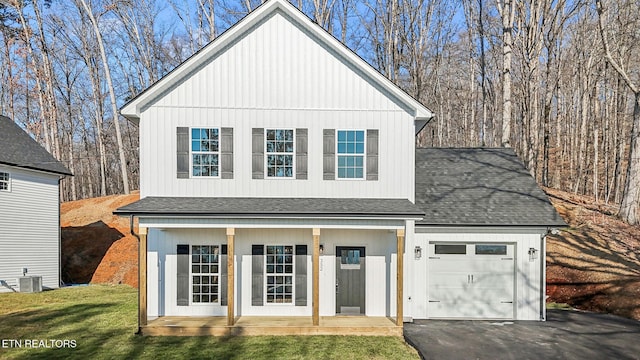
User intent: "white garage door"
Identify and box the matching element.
[428,242,515,319]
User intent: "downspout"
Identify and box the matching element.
[130,214,141,334]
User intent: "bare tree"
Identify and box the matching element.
[596,0,640,224]
[77,0,130,194]
[496,0,516,147]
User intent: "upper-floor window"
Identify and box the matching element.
[266,129,294,178]
[191,128,219,177]
[0,171,10,191]
[337,130,365,179]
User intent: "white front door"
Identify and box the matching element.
[428,243,515,319]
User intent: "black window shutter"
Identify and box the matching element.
[252,245,264,306]
[252,128,264,179]
[176,244,189,306]
[221,128,234,179]
[176,127,189,179]
[323,129,335,180]
[296,128,308,180]
[220,245,228,306]
[366,129,379,180]
[295,245,307,306]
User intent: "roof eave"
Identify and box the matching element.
[0,161,72,177]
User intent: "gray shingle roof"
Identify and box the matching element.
[114,197,425,219]
[415,148,566,227]
[0,116,71,176]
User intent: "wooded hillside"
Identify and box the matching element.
[0,0,638,223]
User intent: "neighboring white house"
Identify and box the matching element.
[0,115,71,293]
[115,0,565,335]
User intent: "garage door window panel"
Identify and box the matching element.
[475,244,507,255]
[434,244,467,255]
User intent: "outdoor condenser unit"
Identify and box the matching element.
[18,276,43,293]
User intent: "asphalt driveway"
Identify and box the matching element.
[404,309,640,360]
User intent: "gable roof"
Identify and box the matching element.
[415,148,566,227]
[120,0,433,122]
[0,115,72,176]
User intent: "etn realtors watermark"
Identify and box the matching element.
[1,339,76,349]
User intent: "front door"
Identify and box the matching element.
[336,246,366,315]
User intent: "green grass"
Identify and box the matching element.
[546,302,574,310]
[0,285,418,359]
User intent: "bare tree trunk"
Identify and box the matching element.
[497,0,515,147]
[596,0,640,224]
[78,0,130,195]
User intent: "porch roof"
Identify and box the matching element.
[114,197,424,220]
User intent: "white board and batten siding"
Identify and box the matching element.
[138,10,415,200]
[411,227,547,321]
[0,165,61,292]
[146,227,401,318]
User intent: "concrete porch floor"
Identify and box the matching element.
[143,316,402,336]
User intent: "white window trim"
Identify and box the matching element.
[190,127,221,179]
[264,128,296,179]
[190,244,221,306]
[0,171,11,192]
[264,244,295,305]
[335,129,366,180]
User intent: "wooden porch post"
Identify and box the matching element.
[139,227,148,327]
[396,229,404,326]
[227,228,235,326]
[312,228,320,326]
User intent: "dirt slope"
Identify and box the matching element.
[60,189,640,320]
[545,188,640,320]
[61,192,139,287]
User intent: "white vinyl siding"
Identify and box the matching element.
[0,166,60,292]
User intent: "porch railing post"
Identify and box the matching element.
[313,228,320,326]
[227,227,235,326]
[139,227,148,327]
[396,228,404,326]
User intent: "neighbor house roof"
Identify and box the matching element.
[114,197,425,219]
[119,0,433,122]
[0,115,72,176]
[415,148,566,227]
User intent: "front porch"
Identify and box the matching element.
[143,316,402,336]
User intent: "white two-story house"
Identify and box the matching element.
[116,0,565,335]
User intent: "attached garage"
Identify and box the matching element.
[427,242,515,319]
[412,148,566,321]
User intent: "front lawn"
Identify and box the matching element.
[0,285,418,359]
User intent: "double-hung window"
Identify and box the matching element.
[191,128,219,177]
[0,172,9,191]
[191,245,220,303]
[265,129,294,178]
[265,245,294,303]
[337,130,365,179]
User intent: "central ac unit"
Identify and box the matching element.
[18,276,43,293]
